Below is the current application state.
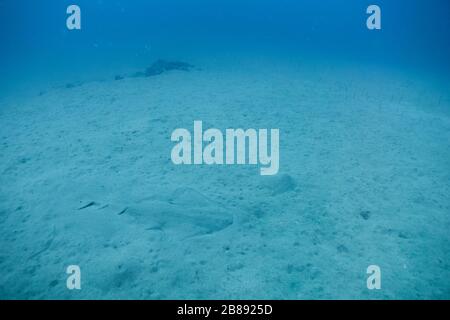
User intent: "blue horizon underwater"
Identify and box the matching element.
[0,0,449,299]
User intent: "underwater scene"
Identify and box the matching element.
[0,0,449,299]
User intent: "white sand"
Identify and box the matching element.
[0,57,449,299]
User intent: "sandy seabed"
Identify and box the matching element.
[0,57,449,299]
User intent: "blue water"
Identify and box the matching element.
[0,0,449,299]
[2,1,449,87]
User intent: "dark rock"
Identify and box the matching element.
[144,59,194,77]
[65,82,82,89]
[49,280,58,287]
[337,244,349,253]
[250,206,266,219]
[359,210,371,220]
[398,231,410,239]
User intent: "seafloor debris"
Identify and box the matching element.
[77,201,97,210]
[61,60,195,85]
[359,210,371,220]
[112,60,194,81]
[144,59,194,77]
[65,81,83,89]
